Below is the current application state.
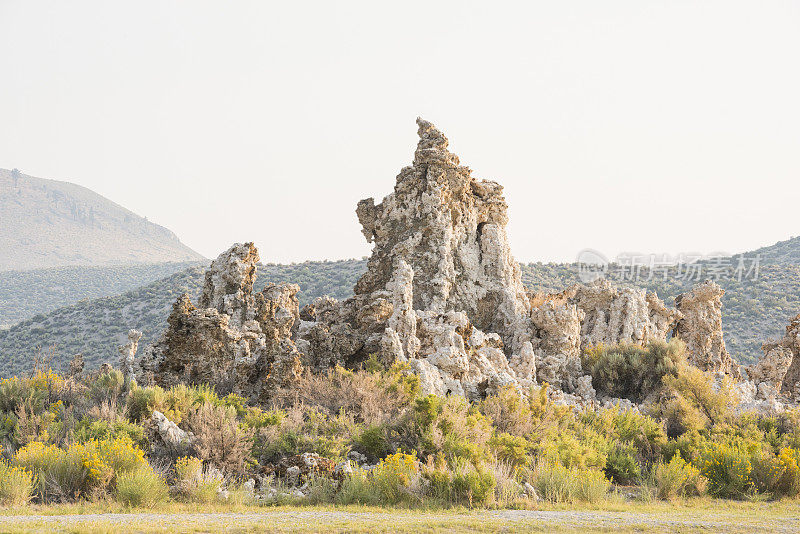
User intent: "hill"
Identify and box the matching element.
[0,262,202,328]
[1,256,798,377]
[0,168,205,270]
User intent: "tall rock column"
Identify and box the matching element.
[673,280,739,378]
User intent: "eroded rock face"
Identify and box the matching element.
[571,279,679,349]
[748,313,800,399]
[139,243,302,401]
[673,280,739,378]
[355,118,531,352]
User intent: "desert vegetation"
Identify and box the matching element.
[1,342,800,512]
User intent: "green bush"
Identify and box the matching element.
[530,462,610,503]
[450,461,496,505]
[489,433,531,467]
[74,418,146,448]
[115,467,169,508]
[586,340,684,402]
[605,444,641,485]
[663,365,737,433]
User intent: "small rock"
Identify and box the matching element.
[524,482,539,502]
[286,465,301,485]
[335,460,353,476]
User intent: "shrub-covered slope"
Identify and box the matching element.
[0,262,201,327]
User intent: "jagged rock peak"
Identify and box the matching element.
[413,117,460,167]
[354,118,528,352]
[199,242,259,325]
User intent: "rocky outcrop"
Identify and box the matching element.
[570,280,679,349]
[673,281,739,378]
[140,118,723,406]
[139,243,303,401]
[747,313,800,399]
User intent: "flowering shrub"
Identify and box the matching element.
[13,436,146,501]
[0,459,35,505]
[697,441,754,498]
[750,447,800,498]
[371,452,419,503]
[654,452,707,499]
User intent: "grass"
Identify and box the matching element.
[0,500,798,533]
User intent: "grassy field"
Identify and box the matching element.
[1,500,799,533]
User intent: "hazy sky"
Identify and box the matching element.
[1,1,798,263]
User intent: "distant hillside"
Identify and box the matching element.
[0,262,202,328]
[736,236,800,266]
[0,168,205,270]
[1,257,798,378]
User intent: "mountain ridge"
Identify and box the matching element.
[0,168,205,270]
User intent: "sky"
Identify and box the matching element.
[1,1,798,264]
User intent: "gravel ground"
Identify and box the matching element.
[0,509,797,533]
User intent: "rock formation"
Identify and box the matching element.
[748,313,800,399]
[526,290,584,391]
[119,329,142,386]
[570,280,679,349]
[140,118,753,408]
[140,243,302,401]
[297,119,541,399]
[673,280,739,378]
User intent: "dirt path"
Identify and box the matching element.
[1,509,797,533]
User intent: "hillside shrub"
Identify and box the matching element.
[185,404,253,473]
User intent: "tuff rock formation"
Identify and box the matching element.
[140,243,303,401]
[747,313,800,399]
[570,280,679,349]
[119,329,142,385]
[673,280,739,378]
[297,119,541,399]
[141,119,755,408]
